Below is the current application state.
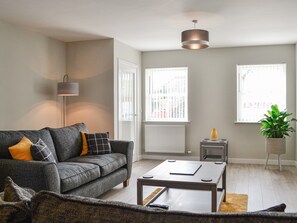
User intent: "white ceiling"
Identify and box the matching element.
[0,0,296,51]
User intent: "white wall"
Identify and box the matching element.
[66,39,115,135]
[142,45,296,162]
[0,20,66,130]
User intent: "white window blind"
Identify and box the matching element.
[145,67,188,122]
[237,64,286,123]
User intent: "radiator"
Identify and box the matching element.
[144,125,185,153]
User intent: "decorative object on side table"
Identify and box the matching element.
[260,104,296,171]
[210,128,218,140]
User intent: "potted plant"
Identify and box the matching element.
[260,104,296,169]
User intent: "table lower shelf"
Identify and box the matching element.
[145,188,225,213]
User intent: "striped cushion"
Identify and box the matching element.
[85,133,111,155]
[31,138,56,163]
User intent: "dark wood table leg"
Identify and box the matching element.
[137,180,143,205]
[223,166,226,202]
[211,185,217,212]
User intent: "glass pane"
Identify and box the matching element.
[146,67,188,122]
[237,64,286,122]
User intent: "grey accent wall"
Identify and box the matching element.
[142,45,296,162]
[0,20,66,130]
[66,39,115,136]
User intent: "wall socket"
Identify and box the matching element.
[187,150,192,154]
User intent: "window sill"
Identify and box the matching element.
[143,121,190,124]
[234,121,261,124]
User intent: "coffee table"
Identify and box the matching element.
[137,160,226,212]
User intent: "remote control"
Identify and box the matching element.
[148,203,169,210]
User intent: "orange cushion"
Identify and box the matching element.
[8,137,33,160]
[80,132,88,156]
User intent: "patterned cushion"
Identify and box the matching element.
[31,138,56,163]
[85,133,111,155]
[3,177,35,202]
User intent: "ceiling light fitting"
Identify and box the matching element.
[181,19,209,50]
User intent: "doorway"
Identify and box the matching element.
[117,59,139,161]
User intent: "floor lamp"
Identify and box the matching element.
[57,74,79,127]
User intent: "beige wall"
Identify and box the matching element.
[66,39,115,135]
[142,45,296,162]
[0,20,66,130]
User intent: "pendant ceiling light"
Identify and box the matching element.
[181,19,209,50]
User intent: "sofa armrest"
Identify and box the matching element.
[109,140,134,179]
[0,159,60,193]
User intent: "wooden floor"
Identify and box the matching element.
[99,160,297,212]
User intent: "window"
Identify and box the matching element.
[237,64,286,123]
[145,67,188,122]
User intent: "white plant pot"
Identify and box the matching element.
[265,138,286,155]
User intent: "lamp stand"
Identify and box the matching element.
[62,96,67,127]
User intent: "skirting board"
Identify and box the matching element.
[140,154,296,166]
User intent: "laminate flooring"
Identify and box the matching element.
[98,160,297,212]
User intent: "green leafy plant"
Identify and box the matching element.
[260,104,296,138]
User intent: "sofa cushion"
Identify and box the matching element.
[21,129,58,162]
[31,138,56,163]
[48,123,88,162]
[0,128,58,162]
[67,153,127,176]
[4,177,35,203]
[85,132,111,155]
[56,162,100,193]
[8,137,33,161]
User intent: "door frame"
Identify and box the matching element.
[116,58,141,162]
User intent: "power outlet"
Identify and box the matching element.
[187,150,192,154]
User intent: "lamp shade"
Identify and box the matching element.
[181,29,209,50]
[57,82,79,96]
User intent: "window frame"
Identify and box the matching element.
[145,67,189,122]
[236,63,286,123]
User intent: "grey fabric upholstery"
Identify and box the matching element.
[0,201,31,223]
[4,177,35,202]
[21,129,58,162]
[65,168,127,198]
[67,153,127,176]
[48,123,88,162]
[0,159,60,192]
[31,191,297,223]
[0,128,58,162]
[110,140,134,179]
[57,162,100,193]
[0,124,133,198]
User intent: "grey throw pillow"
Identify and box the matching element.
[3,177,35,203]
[257,203,286,212]
[31,138,56,163]
[85,132,111,155]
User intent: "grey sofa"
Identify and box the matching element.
[0,123,134,198]
[1,190,297,223]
